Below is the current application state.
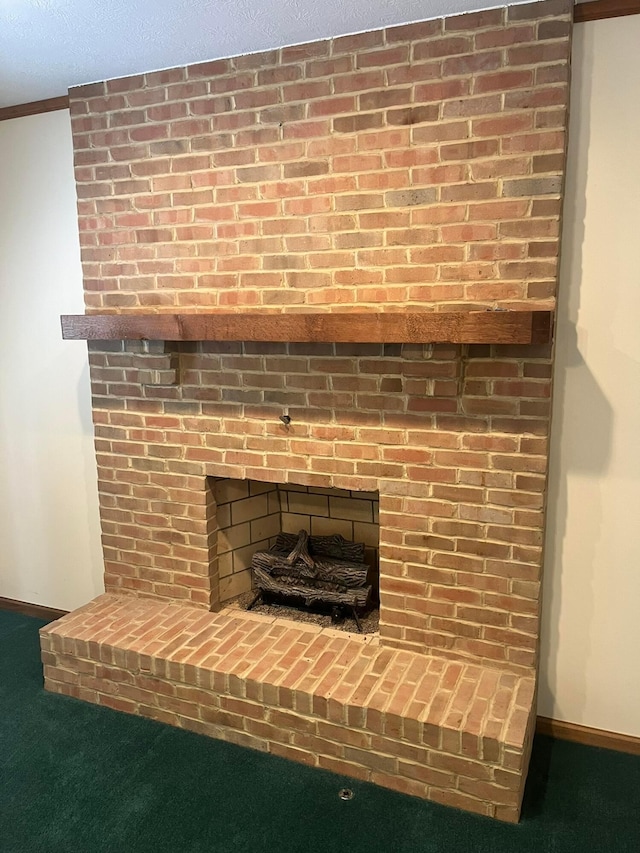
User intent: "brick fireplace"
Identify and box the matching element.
[41,0,572,821]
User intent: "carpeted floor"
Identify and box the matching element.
[1,609,639,853]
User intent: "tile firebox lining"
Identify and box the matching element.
[214,477,380,603]
[41,593,535,822]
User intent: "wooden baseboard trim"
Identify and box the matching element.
[0,595,68,622]
[575,0,640,23]
[536,716,640,755]
[0,96,69,123]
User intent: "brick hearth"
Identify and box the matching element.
[42,0,573,822]
[41,594,534,821]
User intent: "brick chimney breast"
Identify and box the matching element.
[48,0,573,821]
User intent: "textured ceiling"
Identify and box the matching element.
[0,0,554,109]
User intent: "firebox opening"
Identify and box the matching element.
[212,477,379,631]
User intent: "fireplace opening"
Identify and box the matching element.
[213,478,379,632]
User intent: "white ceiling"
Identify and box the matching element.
[0,0,562,109]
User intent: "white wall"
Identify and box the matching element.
[539,15,640,736]
[1,15,639,737]
[0,110,104,610]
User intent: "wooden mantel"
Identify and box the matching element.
[61,310,553,346]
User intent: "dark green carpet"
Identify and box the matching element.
[1,610,639,852]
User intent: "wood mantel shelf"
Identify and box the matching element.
[60,310,553,345]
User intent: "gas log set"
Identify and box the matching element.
[249,529,372,630]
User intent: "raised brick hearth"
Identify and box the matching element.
[42,594,535,820]
[41,0,573,821]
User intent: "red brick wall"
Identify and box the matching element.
[70,1,572,314]
[73,0,572,675]
[90,336,553,674]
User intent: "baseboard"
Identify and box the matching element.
[0,595,68,622]
[536,716,640,756]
